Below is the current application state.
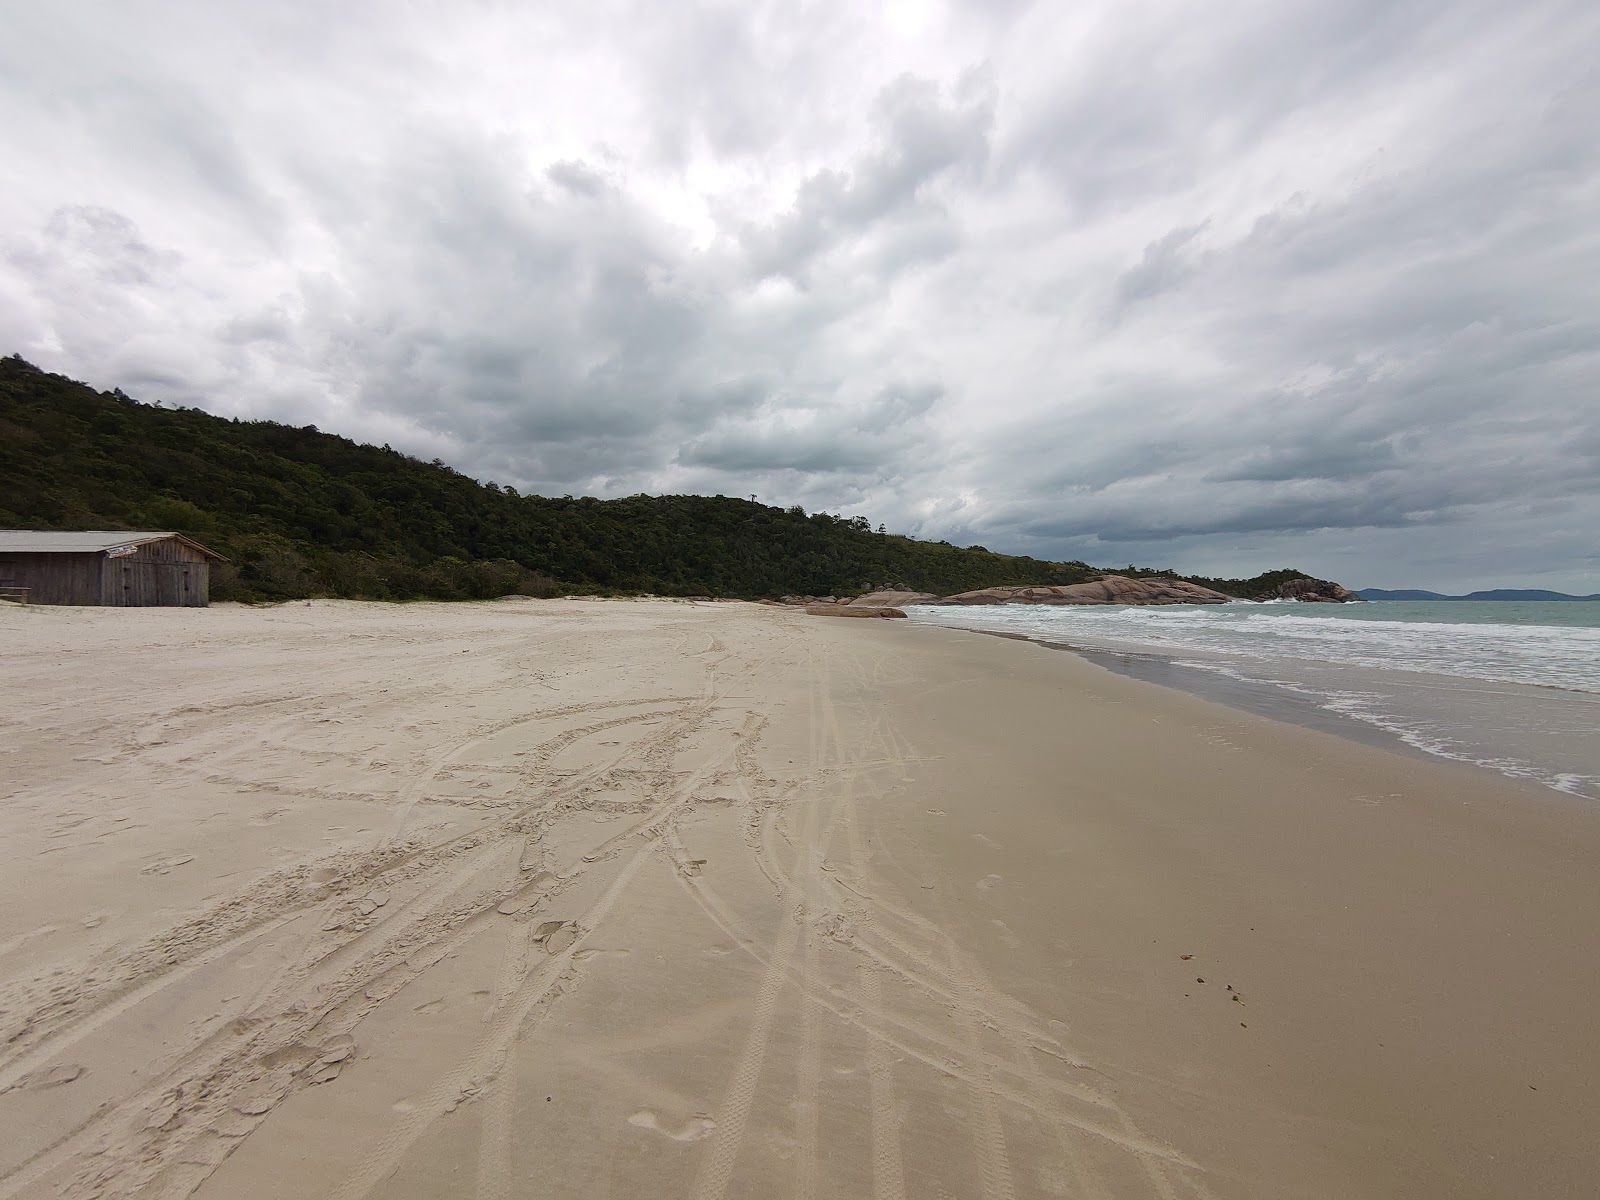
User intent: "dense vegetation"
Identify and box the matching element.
[1,355,1309,603]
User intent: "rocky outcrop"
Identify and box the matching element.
[772,574,1357,610]
[1268,577,1362,603]
[848,590,940,607]
[927,575,1231,606]
[804,604,908,618]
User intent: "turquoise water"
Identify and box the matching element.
[911,600,1600,799]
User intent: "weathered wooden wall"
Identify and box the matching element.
[100,541,210,607]
[0,552,104,605]
[0,540,211,606]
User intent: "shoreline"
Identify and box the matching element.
[965,626,1449,762]
[922,612,1600,802]
[2,599,1597,1198]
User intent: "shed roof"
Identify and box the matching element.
[0,530,227,559]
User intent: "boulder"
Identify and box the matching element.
[928,575,1231,606]
[848,590,940,607]
[1268,577,1362,603]
[804,604,908,619]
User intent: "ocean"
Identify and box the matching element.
[909,600,1600,801]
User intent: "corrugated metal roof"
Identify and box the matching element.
[0,531,226,559]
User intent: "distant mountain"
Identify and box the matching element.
[1359,588,1600,602]
[1356,589,1448,600]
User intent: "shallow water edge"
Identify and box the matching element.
[962,627,1600,802]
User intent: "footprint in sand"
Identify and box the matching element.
[972,833,1002,849]
[497,896,536,916]
[24,1063,86,1090]
[976,873,1004,891]
[533,920,579,954]
[628,1110,717,1143]
[139,854,195,876]
[573,947,630,962]
[145,1091,183,1130]
[303,1038,355,1084]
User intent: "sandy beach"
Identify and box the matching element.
[2,598,1597,1199]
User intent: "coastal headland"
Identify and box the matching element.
[1,599,1595,1199]
[781,573,1363,610]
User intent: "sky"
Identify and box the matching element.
[2,0,1597,592]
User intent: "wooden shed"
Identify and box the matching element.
[0,531,226,607]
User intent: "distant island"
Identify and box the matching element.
[1358,588,1600,602]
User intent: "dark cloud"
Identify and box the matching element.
[0,0,1596,591]
[739,73,993,282]
[678,381,942,474]
[1110,223,1208,315]
[545,161,612,198]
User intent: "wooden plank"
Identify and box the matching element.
[0,552,102,605]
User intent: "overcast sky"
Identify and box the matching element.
[3,1,1597,591]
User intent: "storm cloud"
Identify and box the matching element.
[2,0,1596,591]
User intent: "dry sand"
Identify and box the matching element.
[1,598,1597,1199]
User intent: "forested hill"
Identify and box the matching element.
[1,356,1306,602]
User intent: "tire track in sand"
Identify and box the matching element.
[827,654,909,1200]
[943,941,1018,1200]
[330,846,654,1200]
[824,638,1196,1200]
[464,654,800,1200]
[0,697,699,1081]
[793,644,827,1200]
[678,639,825,1200]
[711,625,1205,1195]
[828,650,1193,1200]
[687,900,804,1200]
[608,625,1205,1194]
[0,695,731,1200]
[696,713,1197,1177]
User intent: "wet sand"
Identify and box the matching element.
[1,599,1597,1199]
